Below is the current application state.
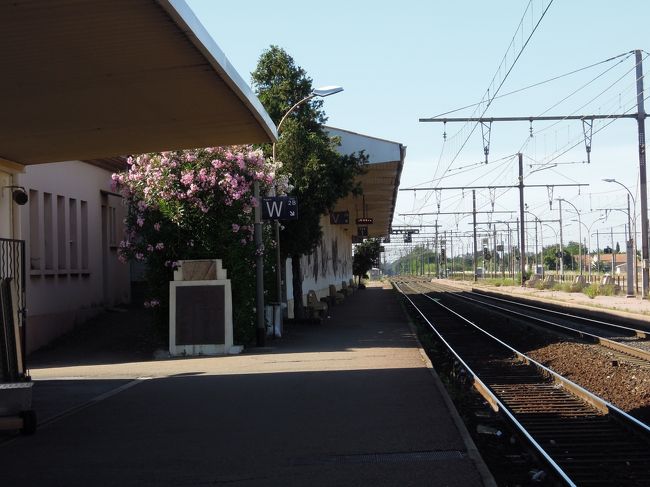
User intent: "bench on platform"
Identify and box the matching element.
[527,274,542,287]
[341,280,353,297]
[307,290,328,320]
[329,284,345,305]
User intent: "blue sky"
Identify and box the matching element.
[187,0,649,255]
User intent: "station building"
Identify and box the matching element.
[0,1,404,353]
[0,0,277,353]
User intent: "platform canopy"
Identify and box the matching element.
[0,0,277,165]
[327,127,405,239]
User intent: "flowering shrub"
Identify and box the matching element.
[112,146,288,343]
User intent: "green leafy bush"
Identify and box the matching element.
[582,284,599,299]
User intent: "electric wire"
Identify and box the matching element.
[427,51,634,119]
[438,0,555,178]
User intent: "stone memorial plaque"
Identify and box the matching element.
[175,285,225,345]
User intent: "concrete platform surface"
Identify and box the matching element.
[0,283,491,486]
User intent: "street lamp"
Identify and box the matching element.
[272,85,343,164]
[603,178,638,297]
[558,198,582,275]
[271,85,343,325]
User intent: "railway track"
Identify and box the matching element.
[422,280,650,366]
[394,279,650,486]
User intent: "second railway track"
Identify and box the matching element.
[395,278,650,486]
[425,279,650,365]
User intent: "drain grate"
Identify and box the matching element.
[292,450,466,466]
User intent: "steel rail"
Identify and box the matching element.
[393,280,577,487]
[470,288,649,337]
[400,279,650,435]
[425,282,650,364]
[396,278,650,486]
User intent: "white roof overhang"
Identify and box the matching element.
[0,0,277,165]
[326,127,405,238]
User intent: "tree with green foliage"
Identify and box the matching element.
[353,239,382,285]
[541,244,573,271]
[251,46,367,318]
[563,240,587,271]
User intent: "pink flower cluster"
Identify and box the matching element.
[112,147,278,223]
[112,146,281,260]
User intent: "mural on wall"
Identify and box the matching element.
[320,239,329,278]
[341,245,349,277]
[312,245,319,281]
[331,237,339,276]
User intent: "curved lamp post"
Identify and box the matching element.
[272,86,344,162]
[271,85,343,325]
[603,178,637,296]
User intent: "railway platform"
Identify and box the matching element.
[0,281,493,486]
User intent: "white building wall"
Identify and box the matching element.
[285,215,353,318]
[15,161,130,352]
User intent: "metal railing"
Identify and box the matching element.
[0,238,27,382]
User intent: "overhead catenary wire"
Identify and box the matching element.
[427,51,634,119]
[435,0,555,178]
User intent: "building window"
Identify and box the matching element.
[69,198,78,270]
[43,192,53,271]
[29,189,40,271]
[80,200,88,271]
[57,195,67,270]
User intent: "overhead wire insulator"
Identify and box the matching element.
[582,119,593,164]
[480,121,492,164]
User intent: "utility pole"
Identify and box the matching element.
[507,227,512,278]
[635,50,649,298]
[493,227,497,278]
[609,227,616,278]
[626,194,634,297]
[435,222,439,278]
[473,190,478,281]
[596,230,601,278]
[534,221,539,272]
[558,199,564,277]
[518,153,526,286]
[516,218,520,279]
[535,222,544,278]
[450,233,454,276]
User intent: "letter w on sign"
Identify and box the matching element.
[262,196,298,221]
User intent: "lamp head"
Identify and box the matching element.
[3,185,28,205]
[312,85,343,98]
[13,189,28,205]
[602,178,616,183]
